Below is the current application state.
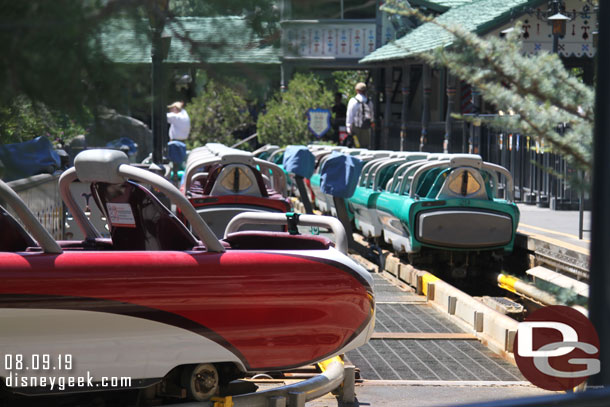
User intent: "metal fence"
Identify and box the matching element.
[461,116,586,211]
[6,173,65,240]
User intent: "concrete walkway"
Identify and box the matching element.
[516,204,591,251]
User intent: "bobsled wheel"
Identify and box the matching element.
[181,363,219,401]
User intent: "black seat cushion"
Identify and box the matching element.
[223,231,333,251]
[0,205,36,252]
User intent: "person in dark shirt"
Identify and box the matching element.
[331,92,347,145]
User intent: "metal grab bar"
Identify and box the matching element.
[117,165,225,252]
[167,359,349,407]
[407,158,515,202]
[59,168,102,240]
[0,179,62,254]
[69,149,225,252]
[225,212,348,254]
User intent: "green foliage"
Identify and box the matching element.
[188,79,253,149]
[257,73,333,146]
[0,95,89,146]
[0,0,278,129]
[0,0,138,117]
[332,70,369,100]
[383,1,594,171]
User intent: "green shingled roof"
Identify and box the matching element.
[361,0,544,63]
[99,16,281,65]
[410,0,476,12]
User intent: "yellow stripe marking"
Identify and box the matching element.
[518,222,590,243]
[498,274,518,293]
[422,273,440,296]
[317,356,343,372]
[517,229,590,255]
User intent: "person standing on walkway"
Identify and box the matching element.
[345,82,374,149]
[167,101,190,180]
[167,101,191,141]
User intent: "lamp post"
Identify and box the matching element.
[547,0,569,54]
[148,0,170,165]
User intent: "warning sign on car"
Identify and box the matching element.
[106,203,137,228]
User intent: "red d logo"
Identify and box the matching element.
[514,305,600,391]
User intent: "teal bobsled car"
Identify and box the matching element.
[374,154,520,259]
[349,152,428,238]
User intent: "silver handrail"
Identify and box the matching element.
[59,168,102,240]
[482,162,515,202]
[408,160,515,202]
[117,165,225,252]
[184,155,287,197]
[0,179,62,254]
[225,212,348,254]
[165,359,347,407]
[70,150,225,252]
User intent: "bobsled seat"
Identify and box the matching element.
[209,164,267,198]
[223,231,333,251]
[92,180,198,251]
[0,205,36,252]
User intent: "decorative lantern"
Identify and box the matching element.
[548,12,569,37]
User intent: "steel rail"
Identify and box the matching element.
[164,359,348,407]
[225,212,349,255]
[0,179,62,254]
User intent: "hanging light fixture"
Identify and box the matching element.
[548,12,570,37]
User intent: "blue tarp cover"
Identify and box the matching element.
[0,136,60,182]
[283,145,315,178]
[320,152,363,198]
[105,137,138,156]
[168,140,187,164]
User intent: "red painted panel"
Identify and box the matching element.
[0,251,372,370]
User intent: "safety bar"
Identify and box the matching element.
[361,158,389,188]
[396,160,430,195]
[184,155,287,197]
[408,160,514,201]
[254,158,288,197]
[117,165,225,252]
[482,162,514,202]
[0,179,62,254]
[267,147,285,164]
[252,144,279,157]
[70,150,225,252]
[225,212,348,254]
[370,158,406,190]
[59,168,102,240]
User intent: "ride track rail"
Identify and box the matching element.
[292,199,527,367]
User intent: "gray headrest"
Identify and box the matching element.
[74,149,129,184]
[449,154,483,168]
[220,153,255,166]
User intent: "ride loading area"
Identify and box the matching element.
[0,143,601,407]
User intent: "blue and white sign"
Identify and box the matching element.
[307,108,331,138]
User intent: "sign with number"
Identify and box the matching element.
[307,108,331,139]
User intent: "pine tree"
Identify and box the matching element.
[382,0,594,172]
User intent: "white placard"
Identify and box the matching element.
[106,203,136,228]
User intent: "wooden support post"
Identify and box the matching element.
[400,64,411,152]
[444,73,457,153]
[420,64,431,152]
[383,67,393,150]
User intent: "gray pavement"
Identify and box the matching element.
[308,382,556,407]
[516,203,591,250]
[312,272,557,406]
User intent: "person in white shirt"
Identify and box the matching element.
[167,101,191,141]
[345,82,374,148]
